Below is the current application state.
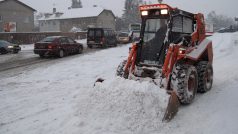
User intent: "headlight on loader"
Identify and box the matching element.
[141,11,148,16]
[161,9,168,15]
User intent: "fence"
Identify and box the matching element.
[0,32,87,44]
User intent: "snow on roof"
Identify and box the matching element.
[39,7,104,21]
[0,0,36,11]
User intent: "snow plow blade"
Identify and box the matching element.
[162,91,180,122]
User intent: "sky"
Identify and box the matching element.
[20,0,238,18]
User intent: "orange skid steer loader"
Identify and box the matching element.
[97,3,213,121]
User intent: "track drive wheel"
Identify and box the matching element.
[171,64,198,104]
[196,61,213,93]
[116,60,129,79]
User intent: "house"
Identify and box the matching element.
[0,0,36,32]
[39,7,116,32]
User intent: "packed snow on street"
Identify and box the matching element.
[0,32,238,134]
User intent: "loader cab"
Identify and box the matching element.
[137,4,195,67]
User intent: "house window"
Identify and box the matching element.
[0,15,2,22]
[41,22,44,26]
[53,21,56,25]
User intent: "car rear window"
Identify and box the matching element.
[95,30,102,37]
[88,30,94,37]
[40,37,57,42]
[88,29,102,37]
[119,33,129,37]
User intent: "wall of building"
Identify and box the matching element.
[60,17,97,32]
[39,20,60,32]
[97,10,116,30]
[0,0,35,32]
[0,31,87,44]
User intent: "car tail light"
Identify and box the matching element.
[48,44,56,49]
[101,37,105,42]
[48,45,53,49]
[101,37,105,44]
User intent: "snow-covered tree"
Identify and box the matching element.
[71,0,82,8]
[206,11,235,31]
[122,0,144,26]
[115,17,127,31]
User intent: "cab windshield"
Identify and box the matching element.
[140,18,168,66]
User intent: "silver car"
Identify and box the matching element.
[0,40,21,54]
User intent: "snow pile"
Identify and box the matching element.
[76,77,169,133]
[76,39,87,48]
[20,44,34,51]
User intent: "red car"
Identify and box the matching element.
[34,36,83,58]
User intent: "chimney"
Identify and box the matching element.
[53,8,56,13]
[93,5,97,7]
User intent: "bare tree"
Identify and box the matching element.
[206,11,235,31]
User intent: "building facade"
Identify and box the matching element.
[39,7,116,32]
[0,0,36,32]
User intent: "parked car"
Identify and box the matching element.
[0,40,21,54]
[217,26,237,33]
[130,31,140,42]
[87,28,117,48]
[117,32,131,44]
[34,36,83,58]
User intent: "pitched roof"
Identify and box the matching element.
[39,7,107,21]
[0,0,36,11]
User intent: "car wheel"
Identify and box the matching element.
[13,50,19,54]
[101,44,107,49]
[58,49,64,58]
[78,46,83,54]
[88,44,93,49]
[39,54,45,58]
[0,47,7,54]
[171,64,198,104]
[114,42,118,47]
[196,61,213,93]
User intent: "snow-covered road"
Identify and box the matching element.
[0,33,238,134]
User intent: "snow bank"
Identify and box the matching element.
[76,77,169,133]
